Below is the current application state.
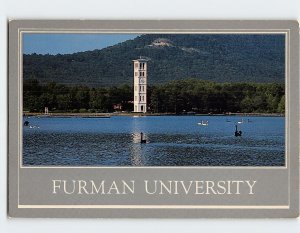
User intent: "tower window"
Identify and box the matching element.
[139,86,142,91]
[135,63,138,68]
[139,96,142,101]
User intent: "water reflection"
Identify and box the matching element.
[23,116,285,166]
[129,117,150,165]
[130,133,143,166]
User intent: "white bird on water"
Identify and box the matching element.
[237,119,244,124]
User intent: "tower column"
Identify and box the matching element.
[133,58,148,113]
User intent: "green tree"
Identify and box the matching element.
[277,95,285,113]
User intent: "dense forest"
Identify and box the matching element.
[23,34,285,86]
[24,79,285,114]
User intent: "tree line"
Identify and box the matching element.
[23,79,285,114]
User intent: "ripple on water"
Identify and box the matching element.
[22,116,285,166]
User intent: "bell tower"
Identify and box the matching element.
[133,58,148,113]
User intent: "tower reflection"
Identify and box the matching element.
[130,133,142,166]
[129,116,151,166]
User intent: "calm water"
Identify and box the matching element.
[23,116,285,166]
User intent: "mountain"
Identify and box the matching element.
[23,34,285,87]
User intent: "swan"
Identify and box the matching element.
[237,119,244,124]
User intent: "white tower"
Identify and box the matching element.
[133,58,148,113]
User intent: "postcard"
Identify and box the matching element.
[8,20,299,218]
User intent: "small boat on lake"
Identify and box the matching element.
[29,125,39,129]
[197,120,209,126]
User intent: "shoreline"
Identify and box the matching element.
[23,112,285,118]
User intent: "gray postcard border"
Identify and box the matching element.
[8,20,299,218]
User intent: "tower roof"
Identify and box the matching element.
[132,58,148,62]
[132,56,149,62]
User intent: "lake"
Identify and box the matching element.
[23,115,285,166]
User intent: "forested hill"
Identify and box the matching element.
[23,34,285,87]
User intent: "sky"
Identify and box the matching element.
[23,33,140,55]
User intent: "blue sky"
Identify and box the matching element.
[23,33,140,55]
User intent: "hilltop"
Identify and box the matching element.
[23,34,285,87]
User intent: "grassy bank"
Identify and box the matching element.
[23,112,284,118]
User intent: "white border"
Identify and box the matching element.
[2,0,300,232]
